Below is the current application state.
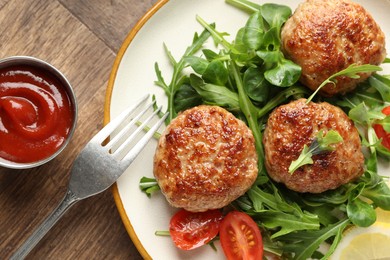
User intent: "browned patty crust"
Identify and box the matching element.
[263,99,364,193]
[281,0,386,96]
[154,105,258,212]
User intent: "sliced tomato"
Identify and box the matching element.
[169,209,223,250]
[374,106,390,150]
[382,106,390,115]
[219,211,263,260]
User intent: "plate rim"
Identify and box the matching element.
[103,0,169,259]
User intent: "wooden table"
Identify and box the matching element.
[0,0,158,258]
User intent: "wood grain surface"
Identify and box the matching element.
[0,0,157,259]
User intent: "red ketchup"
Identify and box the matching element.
[0,65,74,163]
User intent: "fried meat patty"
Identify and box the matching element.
[154,105,258,212]
[263,99,364,193]
[281,0,386,96]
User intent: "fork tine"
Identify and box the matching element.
[104,99,156,151]
[92,94,149,144]
[112,105,164,159]
[121,112,169,164]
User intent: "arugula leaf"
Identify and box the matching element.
[302,185,351,206]
[247,186,320,238]
[155,27,212,123]
[225,0,261,13]
[369,73,390,101]
[280,219,350,260]
[257,85,308,118]
[317,130,344,151]
[230,61,265,168]
[306,64,382,103]
[289,144,313,174]
[196,16,232,49]
[139,177,160,198]
[260,210,319,238]
[362,176,390,210]
[289,130,343,174]
[348,102,385,126]
[334,82,386,110]
[247,185,302,213]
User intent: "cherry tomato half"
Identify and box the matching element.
[169,209,223,250]
[219,211,263,260]
[374,106,390,150]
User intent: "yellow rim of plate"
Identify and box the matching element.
[104,0,169,259]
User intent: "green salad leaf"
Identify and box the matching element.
[289,130,343,174]
[288,145,314,174]
[155,26,213,123]
[139,177,160,198]
[306,64,382,103]
[280,219,350,260]
[369,73,390,101]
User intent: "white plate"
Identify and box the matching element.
[105,0,390,259]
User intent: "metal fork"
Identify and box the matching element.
[11,94,168,259]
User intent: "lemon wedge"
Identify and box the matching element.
[330,221,390,260]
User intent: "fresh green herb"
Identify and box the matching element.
[155,230,170,236]
[154,27,213,123]
[247,185,320,238]
[139,177,160,197]
[289,130,344,174]
[225,0,261,13]
[281,219,350,260]
[306,64,382,103]
[369,74,390,103]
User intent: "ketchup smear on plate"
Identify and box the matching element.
[0,65,74,163]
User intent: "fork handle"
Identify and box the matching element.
[10,190,79,260]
